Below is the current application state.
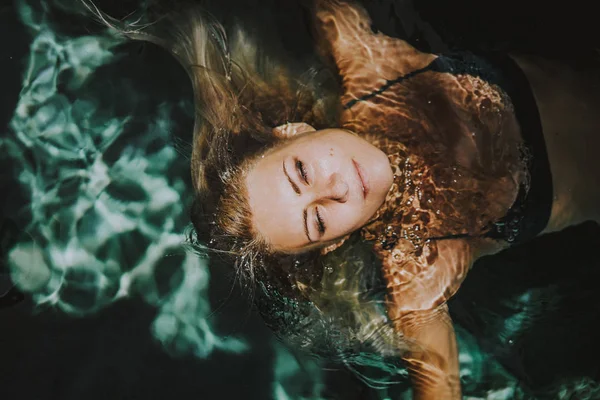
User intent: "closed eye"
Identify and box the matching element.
[295,159,309,184]
[315,206,326,235]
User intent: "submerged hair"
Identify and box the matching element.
[81,0,341,289]
[79,0,453,384]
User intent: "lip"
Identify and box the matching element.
[352,159,369,200]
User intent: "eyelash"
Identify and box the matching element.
[295,159,324,236]
[296,159,308,183]
[316,207,326,235]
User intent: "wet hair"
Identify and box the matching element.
[80,1,535,387]
[78,0,462,382]
[80,0,341,289]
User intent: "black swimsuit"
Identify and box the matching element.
[471,53,554,244]
[344,52,554,245]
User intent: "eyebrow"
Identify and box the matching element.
[282,160,301,195]
[303,209,312,243]
[283,160,312,243]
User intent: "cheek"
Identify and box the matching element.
[329,203,363,227]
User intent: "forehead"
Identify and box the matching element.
[245,146,308,252]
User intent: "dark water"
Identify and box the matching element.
[2,1,599,399]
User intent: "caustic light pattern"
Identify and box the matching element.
[3,1,599,400]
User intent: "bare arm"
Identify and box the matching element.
[311,0,437,138]
[312,0,434,90]
[398,306,461,400]
[381,238,480,399]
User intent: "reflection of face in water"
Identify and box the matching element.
[246,129,394,252]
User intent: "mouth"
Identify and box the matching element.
[352,158,369,200]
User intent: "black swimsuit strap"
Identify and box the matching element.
[345,52,553,245]
[343,61,440,109]
[343,53,501,109]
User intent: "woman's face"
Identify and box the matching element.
[246,128,393,252]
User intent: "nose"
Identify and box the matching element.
[321,172,349,203]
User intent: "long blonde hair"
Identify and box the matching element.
[80,0,435,378]
[81,0,341,286]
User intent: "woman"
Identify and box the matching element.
[86,0,600,398]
